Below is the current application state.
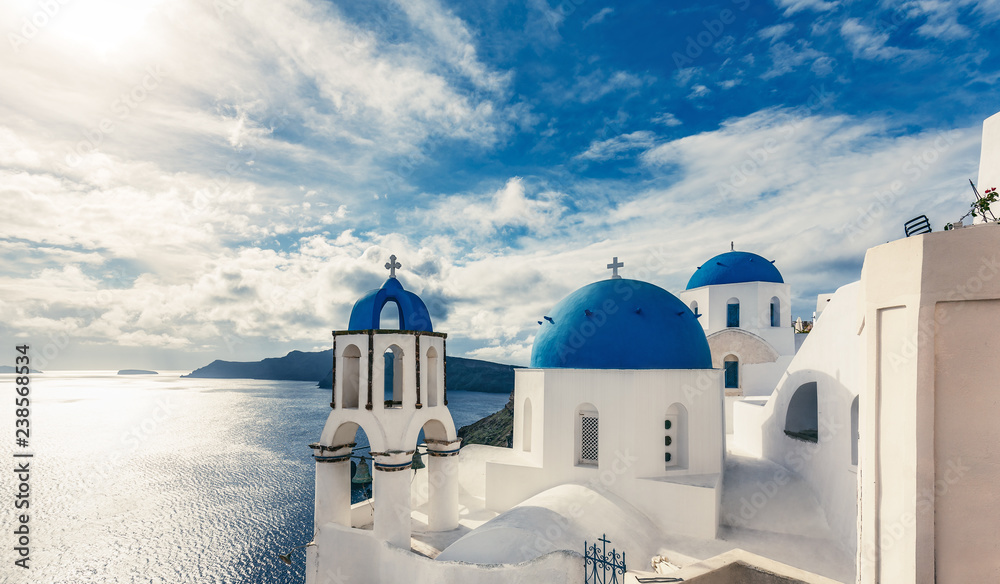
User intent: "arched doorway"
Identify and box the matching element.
[785,382,819,442]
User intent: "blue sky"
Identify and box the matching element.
[1,0,998,369]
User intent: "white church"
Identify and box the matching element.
[303,112,1000,584]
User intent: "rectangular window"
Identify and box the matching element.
[770,303,778,327]
[727,303,740,327]
[580,414,599,464]
[724,361,739,389]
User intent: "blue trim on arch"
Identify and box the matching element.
[348,277,434,332]
[686,251,783,290]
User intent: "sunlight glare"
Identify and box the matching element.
[49,0,163,54]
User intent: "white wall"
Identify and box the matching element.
[857,225,1000,583]
[680,281,795,363]
[732,281,864,559]
[488,368,724,540]
[932,298,1000,582]
[978,111,1000,199]
[307,522,583,584]
[815,294,834,320]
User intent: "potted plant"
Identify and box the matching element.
[945,182,998,230]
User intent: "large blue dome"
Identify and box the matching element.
[348,277,433,332]
[686,251,783,290]
[530,279,711,369]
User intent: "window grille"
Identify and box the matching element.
[580,414,599,464]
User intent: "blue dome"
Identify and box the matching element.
[686,251,783,290]
[530,279,711,369]
[348,277,433,332]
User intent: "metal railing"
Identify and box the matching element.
[585,534,626,584]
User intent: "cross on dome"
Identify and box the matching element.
[385,254,401,278]
[607,257,623,279]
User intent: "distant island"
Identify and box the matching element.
[184,349,519,446]
[118,369,158,375]
[183,349,518,393]
[0,366,42,374]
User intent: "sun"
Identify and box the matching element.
[44,0,164,55]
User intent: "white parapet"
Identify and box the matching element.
[857,224,1000,583]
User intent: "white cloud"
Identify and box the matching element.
[688,84,711,99]
[652,113,683,127]
[889,0,1000,40]
[392,0,513,93]
[840,18,924,61]
[761,40,828,79]
[0,0,990,372]
[575,131,658,161]
[2,106,982,369]
[758,23,795,42]
[583,7,615,29]
[773,0,840,16]
[410,178,566,244]
[567,70,653,103]
[634,110,979,279]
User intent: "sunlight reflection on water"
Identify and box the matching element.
[1,372,509,584]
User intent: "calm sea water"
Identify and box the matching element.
[0,372,510,584]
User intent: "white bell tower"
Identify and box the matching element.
[308,255,461,578]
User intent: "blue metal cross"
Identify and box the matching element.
[607,257,623,279]
[385,254,401,278]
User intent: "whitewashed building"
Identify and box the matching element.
[678,249,796,432]
[482,268,725,541]
[305,112,1000,584]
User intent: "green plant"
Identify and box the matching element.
[972,186,998,221]
[946,183,998,230]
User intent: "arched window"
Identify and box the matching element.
[851,395,859,466]
[342,344,361,409]
[690,301,699,316]
[785,382,818,442]
[383,345,403,408]
[770,296,781,327]
[724,354,739,390]
[426,346,439,407]
[333,422,374,521]
[378,300,401,330]
[664,402,688,469]
[726,298,740,328]
[576,404,599,466]
[522,398,533,453]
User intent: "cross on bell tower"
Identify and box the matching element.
[385,254,401,278]
[607,257,624,279]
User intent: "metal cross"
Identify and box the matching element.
[607,257,623,279]
[385,254,401,278]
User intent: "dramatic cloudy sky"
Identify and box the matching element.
[2,0,998,370]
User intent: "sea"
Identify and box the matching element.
[0,371,510,584]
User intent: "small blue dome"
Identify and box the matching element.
[686,251,783,290]
[348,277,433,332]
[530,279,711,369]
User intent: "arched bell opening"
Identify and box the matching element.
[383,345,404,409]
